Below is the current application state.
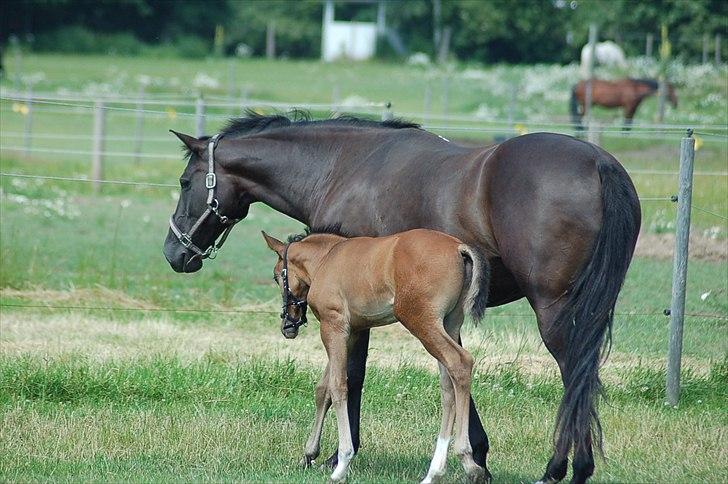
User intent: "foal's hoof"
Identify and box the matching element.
[299,455,314,469]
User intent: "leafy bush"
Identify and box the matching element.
[34,26,145,56]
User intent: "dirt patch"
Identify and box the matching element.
[635,232,727,261]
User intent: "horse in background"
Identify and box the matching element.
[579,41,626,78]
[570,78,678,130]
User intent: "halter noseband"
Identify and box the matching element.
[169,133,241,262]
[280,242,308,332]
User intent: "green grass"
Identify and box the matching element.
[1,355,726,483]
[1,53,727,482]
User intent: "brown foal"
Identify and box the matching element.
[263,228,491,483]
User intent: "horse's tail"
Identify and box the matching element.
[570,85,583,131]
[551,157,640,457]
[458,244,490,324]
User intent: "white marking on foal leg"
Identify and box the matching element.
[421,436,450,484]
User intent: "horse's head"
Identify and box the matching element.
[262,232,310,339]
[164,131,251,273]
[667,83,678,108]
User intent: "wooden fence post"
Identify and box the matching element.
[381,102,393,121]
[195,95,205,138]
[666,129,695,407]
[702,34,709,64]
[423,81,432,125]
[92,100,106,194]
[716,34,722,65]
[657,24,671,123]
[585,24,598,143]
[266,21,276,60]
[133,84,145,165]
[23,84,33,156]
[645,33,653,58]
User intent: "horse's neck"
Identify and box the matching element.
[226,134,339,223]
[226,129,399,225]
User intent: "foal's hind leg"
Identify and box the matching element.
[405,314,486,484]
[422,363,456,484]
[301,363,331,468]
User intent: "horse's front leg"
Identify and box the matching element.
[301,362,331,468]
[321,320,355,483]
[325,328,370,468]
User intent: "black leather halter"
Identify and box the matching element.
[280,243,308,332]
[168,133,241,262]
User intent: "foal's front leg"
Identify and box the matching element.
[302,362,331,468]
[321,322,355,483]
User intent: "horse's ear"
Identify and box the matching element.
[170,130,206,156]
[261,231,285,257]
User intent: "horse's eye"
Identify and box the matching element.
[180,179,191,190]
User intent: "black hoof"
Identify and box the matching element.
[324,451,338,470]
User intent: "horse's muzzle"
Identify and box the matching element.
[164,231,203,273]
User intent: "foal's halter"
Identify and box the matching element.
[169,133,240,261]
[279,243,308,332]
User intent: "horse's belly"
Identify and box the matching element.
[350,300,397,329]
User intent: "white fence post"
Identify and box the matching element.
[23,84,33,156]
[195,95,205,138]
[91,100,106,194]
[666,129,696,407]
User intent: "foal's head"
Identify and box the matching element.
[262,232,310,339]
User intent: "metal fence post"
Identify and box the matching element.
[23,84,33,156]
[91,100,106,194]
[666,129,695,407]
[195,95,205,138]
[133,84,145,164]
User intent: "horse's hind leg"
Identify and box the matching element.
[535,302,594,484]
[301,362,331,468]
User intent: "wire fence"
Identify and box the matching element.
[1,302,724,320]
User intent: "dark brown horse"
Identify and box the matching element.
[163,112,641,483]
[571,78,677,130]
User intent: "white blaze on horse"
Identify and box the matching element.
[263,229,491,483]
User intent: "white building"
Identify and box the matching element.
[321,0,385,62]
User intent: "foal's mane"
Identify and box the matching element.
[286,224,351,244]
[222,109,420,139]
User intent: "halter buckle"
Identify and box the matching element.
[205,173,216,189]
[180,233,193,248]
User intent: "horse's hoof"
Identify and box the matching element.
[323,452,338,470]
[299,455,314,469]
[466,466,488,484]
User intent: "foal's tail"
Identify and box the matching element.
[458,245,490,324]
[570,84,584,131]
[552,158,641,458]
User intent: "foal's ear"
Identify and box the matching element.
[170,130,206,156]
[261,231,285,257]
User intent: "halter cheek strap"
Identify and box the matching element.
[280,243,308,332]
[168,133,241,261]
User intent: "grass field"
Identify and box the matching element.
[1,54,727,482]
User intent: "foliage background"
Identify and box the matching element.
[1,0,726,62]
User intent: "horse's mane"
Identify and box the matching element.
[629,78,659,90]
[222,109,420,138]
